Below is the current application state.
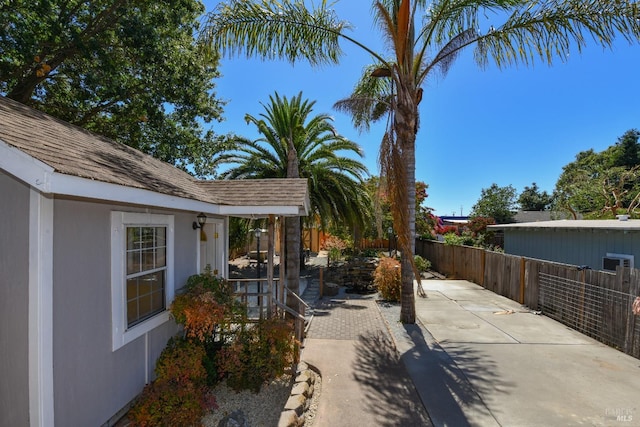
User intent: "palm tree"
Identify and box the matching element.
[218,92,370,231]
[216,92,370,311]
[203,0,640,323]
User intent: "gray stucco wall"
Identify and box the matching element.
[52,200,200,426]
[503,228,640,269]
[0,172,30,426]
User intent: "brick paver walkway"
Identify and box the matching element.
[301,287,433,426]
[305,294,388,340]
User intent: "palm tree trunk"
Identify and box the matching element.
[286,137,301,318]
[396,82,417,324]
[401,135,416,324]
[285,216,300,308]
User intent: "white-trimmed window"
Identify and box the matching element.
[111,212,174,351]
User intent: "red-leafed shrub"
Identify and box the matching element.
[170,270,247,342]
[217,318,299,392]
[129,337,217,426]
[467,216,496,236]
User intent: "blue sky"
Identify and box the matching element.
[202,1,640,217]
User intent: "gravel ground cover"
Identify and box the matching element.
[202,375,293,427]
[201,368,321,427]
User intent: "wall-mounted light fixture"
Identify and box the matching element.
[192,213,207,230]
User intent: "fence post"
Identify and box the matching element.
[451,245,456,279]
[578,268,586,331]
[519,257,526,304]
[480,249,486,287]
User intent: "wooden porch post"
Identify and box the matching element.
[279,217,286,311]
[267,215,275,318]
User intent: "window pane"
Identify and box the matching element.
[142,228,155,248]
[151,271,164,292]
[156,247,166,268]
[127,278,138,300]
[126,251,140,275]
[126,271,166,328]
[142,249,155,270]
[156,228,166,247]
[138,295,151,317]
[127,300,138,325]
[139,277,152,297]
[127,227,139,250]
[151,290,164,313]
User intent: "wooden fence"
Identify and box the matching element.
[416,239,640,359]
[359,238,392,250]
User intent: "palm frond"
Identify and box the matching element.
[473,0,640,68]
[418,27,478,82]
[202,0,350,66]
[333,64,395,132]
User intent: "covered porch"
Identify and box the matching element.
[196,178,311,339]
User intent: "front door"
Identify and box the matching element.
[199,221,223,276]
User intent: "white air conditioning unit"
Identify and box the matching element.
[602,253,634,271]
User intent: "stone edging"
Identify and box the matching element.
[277,361,318,427]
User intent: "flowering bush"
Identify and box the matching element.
[437,225,459,236]
[322,235,348,263]
[467,216,496,235]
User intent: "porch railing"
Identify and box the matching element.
[230,277,307,342]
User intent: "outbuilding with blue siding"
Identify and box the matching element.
[489,218,640,271]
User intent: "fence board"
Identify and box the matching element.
[415,239,640,360]
[524,259,540,309]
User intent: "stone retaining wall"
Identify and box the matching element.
[277,362,317,427]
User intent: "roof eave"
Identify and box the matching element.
[0,139,54,192]
[219,204,306,217]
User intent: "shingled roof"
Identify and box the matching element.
[0,96,308,216]
[197,179,309,216]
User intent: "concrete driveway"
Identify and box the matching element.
[389,280,640,427]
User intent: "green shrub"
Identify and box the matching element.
[217,318,299,392]
[373,257,401,301]
[414,255,431,273]
[359,248,381,258]
[443,231,474,246]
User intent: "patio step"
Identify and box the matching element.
[301,279,320,303]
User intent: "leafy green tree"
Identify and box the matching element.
[553,149,604,217]
[217,92,369,309]
[0,0,225,176]
[518,182,553,211]
[471,184,517,224]
[611,129,640,169]
[203,0,640,323]
[553,129,640,218]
